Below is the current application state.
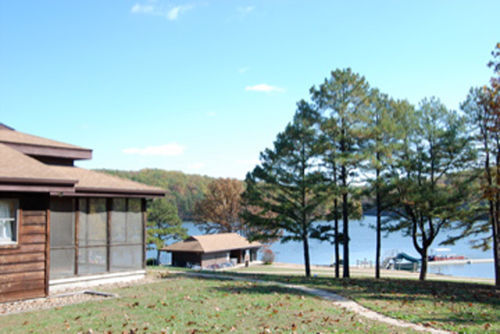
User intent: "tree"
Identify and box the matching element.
[193,178,245,234]
[310,68,371,277]
[241,101,328,277]
[310,115,342,278]
[390,98,477,280]
[147,198,187,264]
[364,93,410,278]
[453,43,500,286]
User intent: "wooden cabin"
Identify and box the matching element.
[162,233,261,268]
[0,124,164,303]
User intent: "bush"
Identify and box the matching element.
[261,248,275,265]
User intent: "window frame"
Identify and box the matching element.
[0,199,19,246]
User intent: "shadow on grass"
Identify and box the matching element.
[175,272,311,297]
[215,272,499,307]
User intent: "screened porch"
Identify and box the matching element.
[49,197,145,280]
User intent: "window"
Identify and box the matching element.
[0,199,18,245]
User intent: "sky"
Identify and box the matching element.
[1,1,499,179]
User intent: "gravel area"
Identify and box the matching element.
[0,275,159,316]
[0,292,108,316]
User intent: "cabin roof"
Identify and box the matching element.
[0,124,165,197]
[0,126,89,151]
[51,166,165,197]
[0,143,76,186]
[0,126,92,160]
[163,233,261,253]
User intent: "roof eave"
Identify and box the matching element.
[52,186,166,198]
[0,176,77,193]
[2,142,92,160]
[0,176,78,185]
[163,245,262,253]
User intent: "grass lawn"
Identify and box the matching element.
[199,266,500,334]
[0,273,418,334]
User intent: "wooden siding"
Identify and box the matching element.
[0,201,48,303]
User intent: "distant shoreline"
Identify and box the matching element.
[238,262,495,284]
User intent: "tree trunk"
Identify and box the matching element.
[342,173,349,278]
[334,198,340,278]
[156,249,161,266]
[492,203,500,286]
[375,168,381,279]
[303,234,311,277]
[340,121,349,278]
[419,247,428,281]
[495,137,500,286]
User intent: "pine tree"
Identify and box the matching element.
[241,101,328,277]
[390,98,477,280]
[310,68,371,278]
[364,92,411,278]
[147,198,187,264]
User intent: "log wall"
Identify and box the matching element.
[0,195,49,303]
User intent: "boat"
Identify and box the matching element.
[428,248,467,262]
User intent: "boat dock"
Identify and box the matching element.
[428,258,493,266]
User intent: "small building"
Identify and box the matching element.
[163,233,261,268]
[0,124,165,303]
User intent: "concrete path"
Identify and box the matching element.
[175,271,450,334]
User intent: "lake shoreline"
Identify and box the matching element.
[236,262,495,284]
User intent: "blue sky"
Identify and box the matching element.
[1,1,499,178]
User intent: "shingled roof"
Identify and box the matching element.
[0,124,165,197]
[51,166,165,197]
[0,125,92,160]
[0,143,77,192]
[163,233,261,253]
[0,126,87,150]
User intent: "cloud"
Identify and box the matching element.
[206,111,216,117]
[131,4,155,14]
[245,84,285,93]
[131,2,193,20]
[167,5,193,20]
[122,143,185,156]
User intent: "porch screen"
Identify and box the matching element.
[110,198,143,271]
[50,198,75,279]
[78,198,107,274]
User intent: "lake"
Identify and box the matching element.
[149,217,495,280]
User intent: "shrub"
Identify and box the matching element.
[261,248,275,265]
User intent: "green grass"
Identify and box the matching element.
[206,268,500,334]
[0,274,417,334]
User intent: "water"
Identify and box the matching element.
[149,217,495,279]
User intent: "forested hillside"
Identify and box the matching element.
[98,169,217,220]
